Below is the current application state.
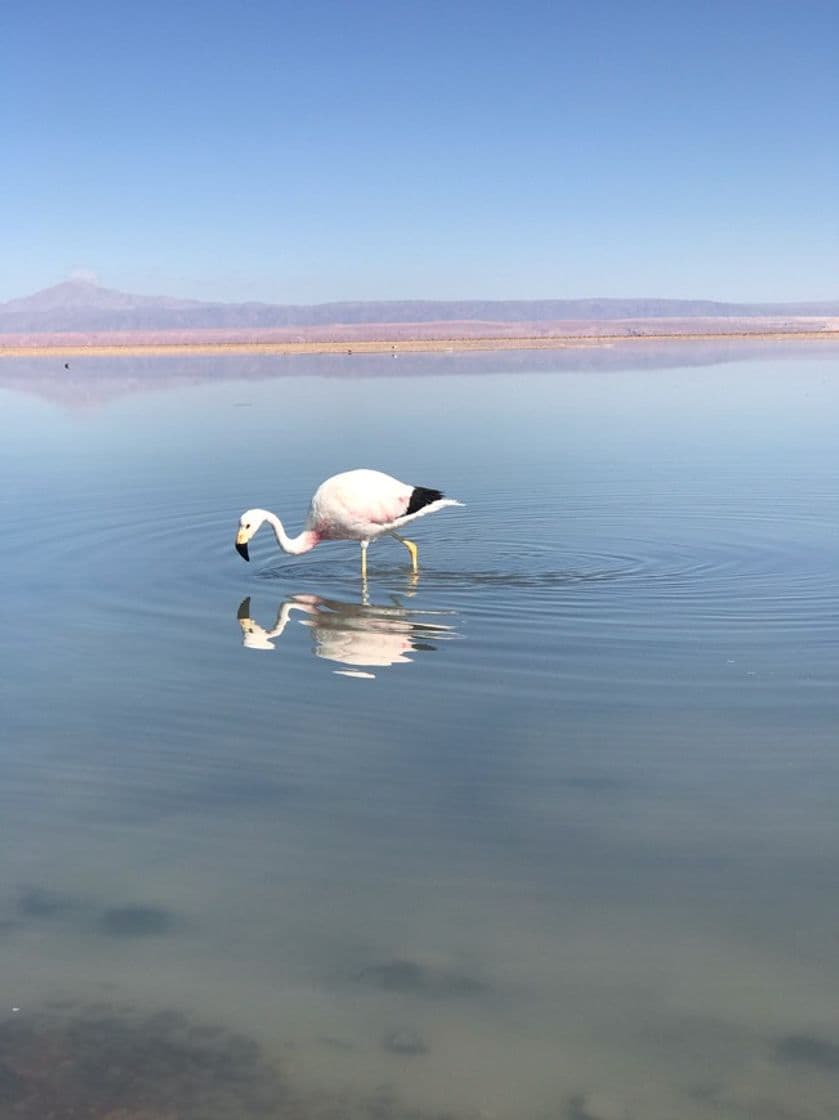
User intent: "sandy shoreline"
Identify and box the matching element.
[1,329,839,359]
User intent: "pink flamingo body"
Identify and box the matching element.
[235,468,462,577]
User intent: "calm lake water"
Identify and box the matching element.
[2,343,839,1119]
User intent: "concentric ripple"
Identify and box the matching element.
[8,478,839,643]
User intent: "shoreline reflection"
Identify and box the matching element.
[236,593,457,677]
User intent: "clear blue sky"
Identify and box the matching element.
[2,0,837,304]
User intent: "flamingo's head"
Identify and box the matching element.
[235,508,266,561]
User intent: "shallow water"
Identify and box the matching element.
[2,344,839,1118]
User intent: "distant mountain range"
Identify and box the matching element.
[2,279,839,334]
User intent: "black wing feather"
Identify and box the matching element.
[405,486,444,516]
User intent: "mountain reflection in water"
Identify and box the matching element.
[236,593,458,677]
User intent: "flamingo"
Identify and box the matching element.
[235,468,462,578]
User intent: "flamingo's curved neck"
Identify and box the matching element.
[263,511,318,556]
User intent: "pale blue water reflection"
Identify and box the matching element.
[2,343,839,1118]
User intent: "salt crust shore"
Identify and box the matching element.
[1,329,838,359]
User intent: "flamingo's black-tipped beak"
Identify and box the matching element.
[235,538,250,562]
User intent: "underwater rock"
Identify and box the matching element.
[356,958,486,997]
[382,1028,429,1056]
[0,1003,475,1118]
[99,906,177,936]
[16,884,90,919]
[774,1033,839,1071]
[0,1005,288,1118]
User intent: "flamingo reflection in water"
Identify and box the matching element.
[237,593,457,678]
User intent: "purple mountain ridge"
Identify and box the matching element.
[2,279,838,334]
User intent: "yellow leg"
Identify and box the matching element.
[391,532,418,572]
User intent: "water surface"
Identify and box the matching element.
[2,344,839,1118]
